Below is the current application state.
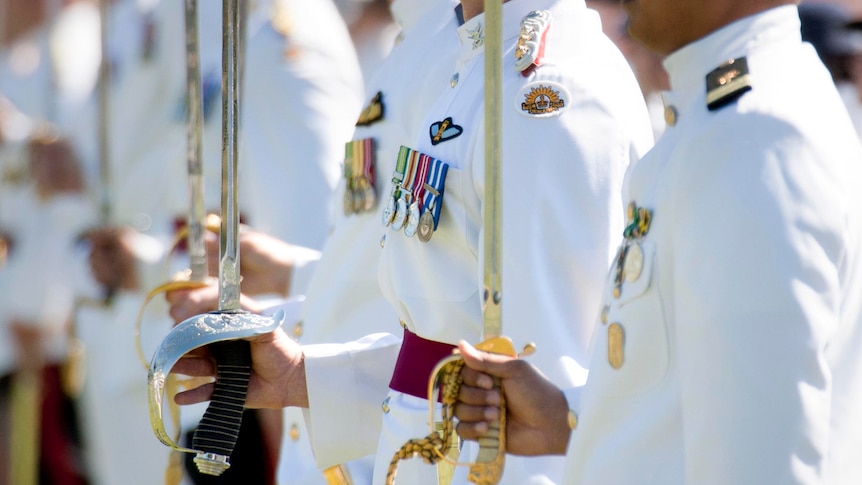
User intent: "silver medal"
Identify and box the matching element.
[382,193,397,226]
[390,195,408,231]
[404,201,420,237]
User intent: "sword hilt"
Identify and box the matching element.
[385,337,520,485]
[192,340,251,475]
[147,309,284,470]
[466,337,514,485]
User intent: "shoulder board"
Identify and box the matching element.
[515,10,552,76]
[706,57,752,111]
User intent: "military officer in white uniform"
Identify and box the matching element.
[166,0,460,480]
[70,0,361,483]
[167,1,653,484]
[451,1,862,483]
[283,0,459,481]
[368,0,651,482]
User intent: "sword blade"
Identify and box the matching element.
[482,0,503,341]
[184,0,208,282]
[219,0,241,310]
[97,0,112,223]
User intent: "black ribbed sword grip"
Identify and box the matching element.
[192,340,252,465]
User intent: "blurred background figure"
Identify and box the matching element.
[2,0,363,483]
[0,1,101,483]
[799,2,862,139]
[586,0,669,140]
[338,0,400,89]
[70,0,362,484]
[0,115,96,485]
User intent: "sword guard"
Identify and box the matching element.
[147,309,284,460]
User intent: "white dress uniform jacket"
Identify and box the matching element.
[371,0,652,483]
[566,6,862,484]
[290,0,459,479]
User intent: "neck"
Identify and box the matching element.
[686,0,797,52]
[460,0,485,22]
[461,0,512,22]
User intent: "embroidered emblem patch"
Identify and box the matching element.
[429,117,463,145]
[516,82,569,117]
[356,91,385,126]
[467,22,484,49]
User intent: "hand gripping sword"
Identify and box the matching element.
[147,0,285,476]
[385,1,533,484]
[134,2,219,482]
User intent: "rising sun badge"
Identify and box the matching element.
[516,82,569,118]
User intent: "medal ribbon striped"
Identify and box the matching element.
[393,146,410,187]
[412,154,431,213]
[422,156,449,230]
[388,146,450,234]
[362,138,375,186]
[401,149,420,195]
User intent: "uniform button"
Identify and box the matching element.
[567,409,578,430]
[293,321,303,339]
[450,72,459,88]
[381,396,391,413]
[289,423,300,441]
[664,105,678,127]
[380,234,386,248]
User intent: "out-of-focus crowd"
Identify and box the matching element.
[0,0,859,484]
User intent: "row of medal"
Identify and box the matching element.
[612,201,652,298]
[343,138,377,215]
[607,201,652,370]
[381,146,449,243]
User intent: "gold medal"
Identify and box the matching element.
[623,242,644,282]
[608,323,624,369]
[417,209,435,242]
[403,201,420,237]
[363,184,377,211]
[343,187,355,215]
[352,178,366,213]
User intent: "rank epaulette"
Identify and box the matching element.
[706,57,752,111]
[515,10,552,76]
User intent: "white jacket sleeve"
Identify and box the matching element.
[303,332,401,467]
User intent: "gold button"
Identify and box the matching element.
[664,105,678,126]
[293,321,303,339]
[381,396,391,413]
[289,423,300,441]
[567,410,578,430]
[450,72,459,87]
[380,234,386,248]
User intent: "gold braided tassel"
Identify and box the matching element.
[385,337,524,485]
[385,359,465,485]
